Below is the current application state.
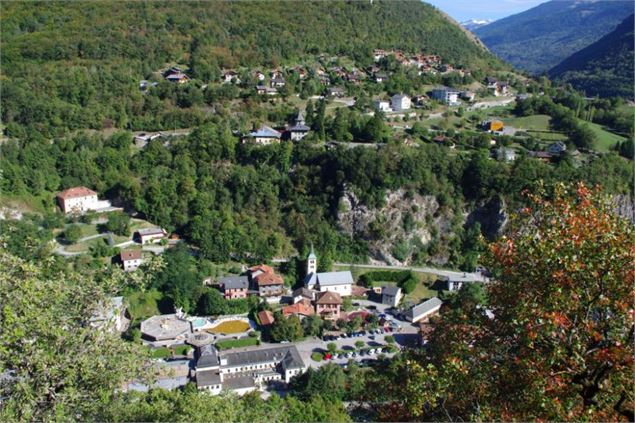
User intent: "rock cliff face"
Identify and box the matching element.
[336,188,455,265]
[466,195,508,241]
[613,194,635,223]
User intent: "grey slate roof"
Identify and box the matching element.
[406,297,443,319]
[219,275,249,290]
[292,287,315,299]
[289,123,310,132]
[249,125,281,139]
[196,344,219,369]
[316,271,353,287]
[222,345,304,369]
[223,375,257,390]
[196,370,222,387]
[382,286,401,296]
[280,348,305,370]
[137,227,165,236]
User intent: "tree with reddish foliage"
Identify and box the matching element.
[366,183,634,421]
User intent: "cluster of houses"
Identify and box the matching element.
[240,111,309,145]
[485,77,509,97]
[216,248,354,324]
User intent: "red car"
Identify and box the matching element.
[324,353,332,360]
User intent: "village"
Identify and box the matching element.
[56,181,489,397]
[42,47,624,399]
[131,48,607,163]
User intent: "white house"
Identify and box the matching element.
[288,111,310,141]
[373,100,391,112]
[137,227,167,244]
[405,297,443,323]
[133,132,162,148]
[381,286,403,307]
[242,125,282,145]
[223,71,239,83]
[121,250,142,272]
[56,186,111,215]
[430,87,460,105]
[390,94,411,112]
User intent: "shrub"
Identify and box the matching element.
[64,224,82,243]
[311,352,323,362]
[385,335,395,344]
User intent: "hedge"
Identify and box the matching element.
[359,270,418,294]
[215,337,259,350]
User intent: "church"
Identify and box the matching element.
[303,246,353,297]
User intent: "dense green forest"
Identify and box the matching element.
[474,0,633,74]
[549,14,634,100]
[2,116,632,269]
[1,0,500,139]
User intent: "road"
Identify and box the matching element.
[468,96,515,111]
[334,262,488,282]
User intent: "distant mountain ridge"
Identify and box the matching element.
[460,19,493,32]
[474,0,633,74]
[549,14,634,99]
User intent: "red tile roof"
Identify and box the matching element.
[258,310,275,326]
[120,250,142,261]
[315,291,342,305]
[249,264,274,274]
[351,285,369,297]
[57,186,97,200]
[282,299,314,317]
[255,272,284,286]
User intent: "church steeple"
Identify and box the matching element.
[296,110,305,126]
[306,243,317,275]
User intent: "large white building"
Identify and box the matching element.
[195,344,306,395]
[303,247,353,296]
[56,186,109,214]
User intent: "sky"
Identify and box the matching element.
[424,0,549,22]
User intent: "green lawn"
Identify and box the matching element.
[585,121,626,152]
[215,337,259,350]
[504,114,551,131]
[65,237,107,253]
[148,345,191,359]
[126,289,163,321]
[406,281,442,303]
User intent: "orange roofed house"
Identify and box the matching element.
[56,186,99,214]
[249,265,284,297]
[315,291,342,321]
[258,310,275,326]
[282,299,314,318]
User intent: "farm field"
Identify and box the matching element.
[585,121,626,152]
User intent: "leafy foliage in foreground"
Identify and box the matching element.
[365,184,634,421]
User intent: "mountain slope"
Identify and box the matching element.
[0,0,502,137]
[549,14,634,99]
[474,0,633,74]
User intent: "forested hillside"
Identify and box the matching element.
[474,0,633,74]
[1,0,499,138]
[549,14,634,99]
